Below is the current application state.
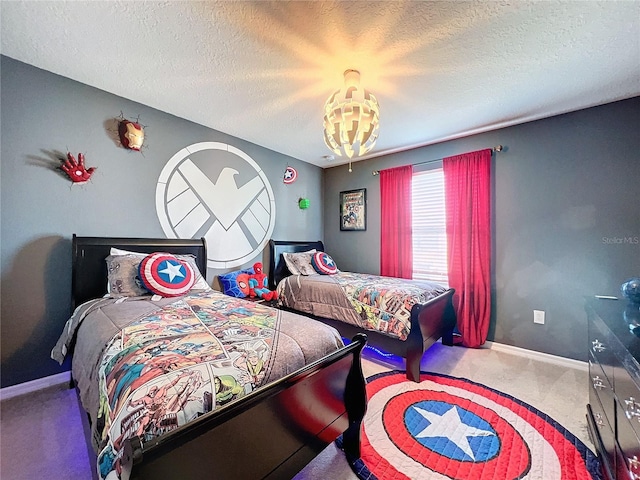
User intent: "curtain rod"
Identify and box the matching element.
[371,145,503,176]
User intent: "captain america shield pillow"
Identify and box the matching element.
[138,253,196,297]
[311,252,339,275]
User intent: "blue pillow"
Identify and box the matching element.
[311,252,338,275]
[218,268,254,297]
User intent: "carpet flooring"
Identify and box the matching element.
[338,370,598,479]
[0,342,591,480]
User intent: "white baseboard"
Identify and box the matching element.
[485,341,588,371]
[0,371,71,401]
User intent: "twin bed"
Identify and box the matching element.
[268,240,457,383]
[52,235,367,480]
[54,234,456,479]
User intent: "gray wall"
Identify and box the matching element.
[0,56,323,388]
[2,53,637,387]
[324,97,640,361]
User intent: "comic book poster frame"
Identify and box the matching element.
[339,188,367,231]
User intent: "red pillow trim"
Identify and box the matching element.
[139,253,196,297]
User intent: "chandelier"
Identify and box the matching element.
[323,69,380,159]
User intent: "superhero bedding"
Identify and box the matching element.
[276,272,449,341]
[52,290,343,480]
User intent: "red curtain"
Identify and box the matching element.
[443,149,492,347]
[380,165,413,278]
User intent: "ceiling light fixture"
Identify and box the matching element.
[323,69,380,159]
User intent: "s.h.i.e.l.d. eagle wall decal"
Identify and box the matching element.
[156,142,276,270]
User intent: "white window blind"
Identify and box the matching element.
[412,168,448,286]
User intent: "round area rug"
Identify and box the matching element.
[337,370,601,480]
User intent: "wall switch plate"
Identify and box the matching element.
[534,310,545,324]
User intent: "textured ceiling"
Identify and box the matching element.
[1,1,639,168]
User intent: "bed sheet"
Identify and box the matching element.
[276,272,448,340]
[52,290,343,479]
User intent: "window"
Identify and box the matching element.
[412,166,448,286]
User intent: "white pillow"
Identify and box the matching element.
[108,247,211,291]
[283,249,317,276]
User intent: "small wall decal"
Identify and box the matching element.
[118,119,145,151]
[60,152,96,184]
[283,166,297,184]
[298,198,310,209]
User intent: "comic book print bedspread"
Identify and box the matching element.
[52,290,343,480]
[332,273,448,340]
[277,273,448,341]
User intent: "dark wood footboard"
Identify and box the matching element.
[405,289,456,382]
[122,334,368,480]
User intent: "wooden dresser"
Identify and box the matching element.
[587,297,640,480]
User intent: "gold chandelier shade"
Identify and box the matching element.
[323,69,380,159]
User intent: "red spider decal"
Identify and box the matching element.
[60,152,96,184]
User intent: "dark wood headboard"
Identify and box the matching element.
[268,239,324,290]
[71,235,207,309]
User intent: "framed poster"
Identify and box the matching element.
[340,188,367,231]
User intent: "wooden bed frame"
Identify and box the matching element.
[70,235,367,480]
[269,239,457,383]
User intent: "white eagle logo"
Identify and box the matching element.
[156,142,276,269]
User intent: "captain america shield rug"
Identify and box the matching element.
[337,370,601,480]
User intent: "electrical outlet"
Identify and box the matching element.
[534,310,545,324]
